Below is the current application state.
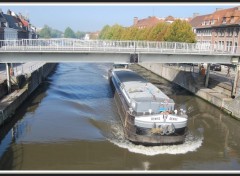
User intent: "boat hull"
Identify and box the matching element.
[108,70,187,146]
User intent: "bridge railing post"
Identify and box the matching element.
[73,40,75,51]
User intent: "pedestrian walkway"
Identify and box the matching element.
[166,63,235,86]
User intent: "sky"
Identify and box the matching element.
[0,3,239,32]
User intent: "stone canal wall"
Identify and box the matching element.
[138,63,240,120]
[0,63,57,126]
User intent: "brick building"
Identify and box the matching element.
[190,6,240,53]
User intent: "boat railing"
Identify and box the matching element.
[131,109,187,118]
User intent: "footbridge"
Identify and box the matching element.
[0,38,239,64]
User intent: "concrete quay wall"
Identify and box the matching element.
[0,63,57,126]
[138,63,240,120]
[0,80,7,100]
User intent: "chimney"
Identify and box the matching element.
[7,9,11,15]
[193,13,199,18]
[216,8,223,11]
[133,17,138,25]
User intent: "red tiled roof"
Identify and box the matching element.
[190,6,240,28]
[189,14,209,28]
[133,16,163,28]
[20,18,28,27]
[233,10,240,17]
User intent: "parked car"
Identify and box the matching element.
[210,64,221,71]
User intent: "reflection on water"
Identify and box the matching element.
[0,63,240,170]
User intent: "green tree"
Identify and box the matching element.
[99,25,111,39]
[75,31,86,39]
[147,22,169,41]
[111,24,125,40]
[64,27,76,38]
[164,19,196,43]
[38,25,51,38]
[51,29,63,38]
[121,27,138,40]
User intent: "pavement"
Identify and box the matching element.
[166,63,236,86]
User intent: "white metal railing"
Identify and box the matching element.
[0,38,239,55]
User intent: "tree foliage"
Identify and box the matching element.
[98,20,196,43]
[38,25,52,38]
[164,20,196,43]
[38,25,63,38]
[38,25,87,39]
[64,27,76,38]
[75,31,86,39]
[98,25,111,39]
[51,29,63,38]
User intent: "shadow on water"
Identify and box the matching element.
[0,67,57,170]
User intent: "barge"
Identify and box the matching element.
[108,63,188,146]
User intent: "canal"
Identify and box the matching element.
[0,63,240,171]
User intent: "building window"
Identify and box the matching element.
[231,16,234,23]
[235,28,239,37]
[228,28,233,37]
[222,17,226,24]
[234,42,238,53]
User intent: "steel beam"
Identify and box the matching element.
[0,52,238,64]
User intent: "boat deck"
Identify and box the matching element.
[113,69,172,102]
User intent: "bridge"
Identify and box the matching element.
[0,38,239,64]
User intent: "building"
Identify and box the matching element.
[84,33,90,40]
[133,16,191,29]
[1,10,19,40]
[0,9,7,41]
[84,31,99,40]
[133,16,164,29]
[189,6,240,53]
[0,9,37,42]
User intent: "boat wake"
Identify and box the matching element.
[107,122,203,156]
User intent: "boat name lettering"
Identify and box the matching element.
[151,117,161,121]
[169,117,177,120]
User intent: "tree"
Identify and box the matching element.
[51,29,63,38]
[121,27,138,40]
[98,25,111,39]
[75,31,86,39]
[111,24,125,40]
[64,27,76,38]
[164,19,196,43]
[38,25,51,38]
[147,22,169,41]
[38,25,63,38]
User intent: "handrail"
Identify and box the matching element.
[0,38,239,55]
